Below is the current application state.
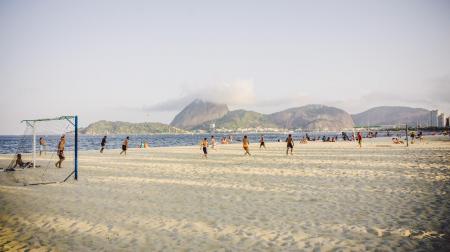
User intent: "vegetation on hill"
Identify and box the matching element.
[81,121,185,135]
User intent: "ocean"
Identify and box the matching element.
[0,131,405,155]
[0,132,348,154]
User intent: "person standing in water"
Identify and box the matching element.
[120,136,129,155]
[39,137,47,156]
[357,132,362,148]
[55,135,66,168]
[211,136,216,150]
[100,136,107,153]
[286,134,294,155]
[243,135,251,156]
[259,135,266,149]
[201,138,208,158]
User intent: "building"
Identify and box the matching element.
[446,117,450,127]
[438,113,445,128]
[430,110,439,127]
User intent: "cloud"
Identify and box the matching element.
[143,79,256,112]
[143,74,450,117]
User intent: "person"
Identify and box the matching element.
[144,141,149,148]
[13,153,33,168]
[357,131,362,148]
[242,135,251,156]
[120,136,129,155]
[259,135,266,149]
[201,138,208,158]
[100,136,107,153]
[410,131,416,144]
[392,137,404,144]
[300,137,308,144]
[211,136,216,150]
[418,131,423,143]
[286,134,294,155]
[39,137,46,156]
[55,135,66,168]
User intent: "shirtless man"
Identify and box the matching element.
[243,135,251,156]
[55,135,66,168]
[286,134,294,155]
[259,135,266,149]
[13,153,33,169]
[120,136,129,155]
[201,138,208,158]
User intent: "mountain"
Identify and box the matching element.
[170,99,229,130]
[177,101,354,131]
[352,106,430,126]
[197,110,278,130]
[81,120,184,135]
[268,104,354,130]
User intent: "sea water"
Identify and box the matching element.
[0,131,398,154]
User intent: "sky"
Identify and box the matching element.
[0,0,449,134]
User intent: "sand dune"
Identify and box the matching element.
[1,137,449,251]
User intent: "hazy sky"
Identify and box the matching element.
[1,0,449,134]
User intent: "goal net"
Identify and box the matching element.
[0,116,78,186]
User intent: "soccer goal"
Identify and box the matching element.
[0,116,78,186]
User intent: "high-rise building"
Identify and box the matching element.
[438,113,445,127]
[446,117,450,127]
[430,110,439,127]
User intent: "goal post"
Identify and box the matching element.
[0,115,80,185]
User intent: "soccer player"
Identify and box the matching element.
[357,132,362,148]
[55,135,66,168]
[243,135,251,156]
[100,136,107,153]
[259,135,266,149]
[120,136,129,155]
[201,138,208,158]
[286,134,294,155]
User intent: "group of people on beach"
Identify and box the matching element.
[97,128,434,159]
[199,134,296,158]
[99,131,371,160]
[8,134,66,172]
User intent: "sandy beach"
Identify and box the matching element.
[1,137,449,251]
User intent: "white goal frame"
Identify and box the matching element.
[21,115,79,180]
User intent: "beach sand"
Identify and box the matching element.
[1,137,449,251]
